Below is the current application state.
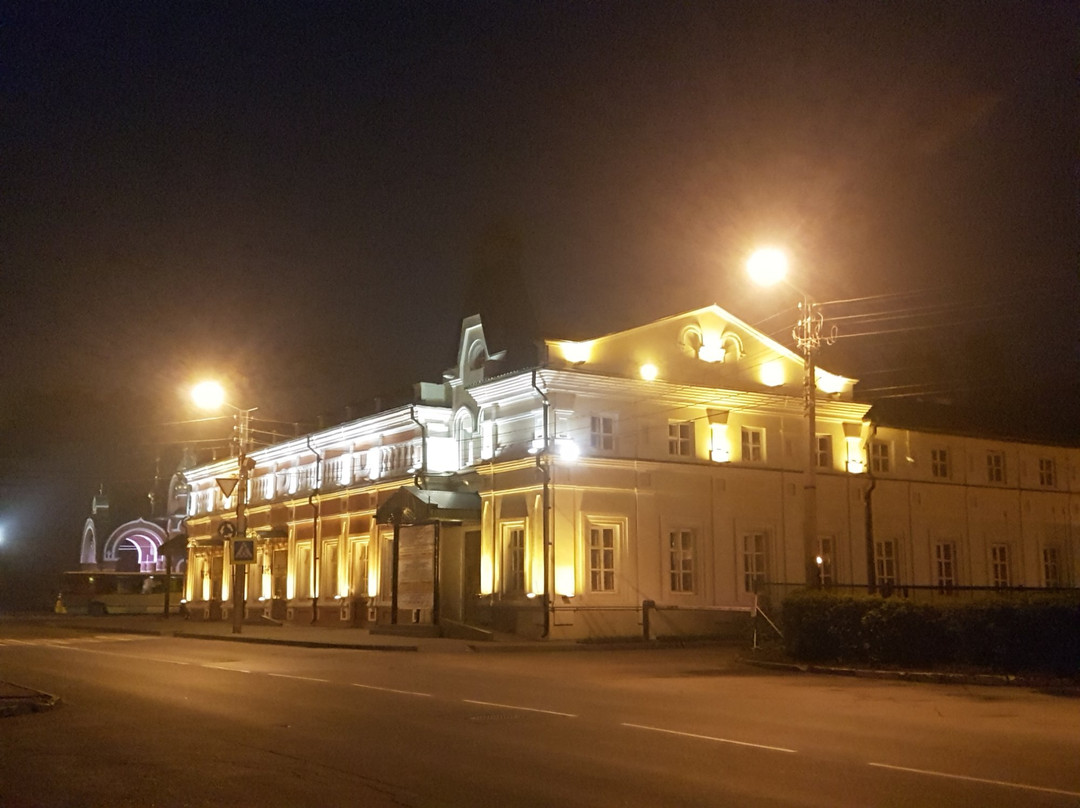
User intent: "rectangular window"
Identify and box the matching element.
[935,542,956,592]
[742,532,767,593]
[504,526,526,594]
[668,529,695,593]
[588,524,617,592]
[1039,458,1057,488]
[987,451,1005,484]
[991,544,1011,588]
[931,448,950,479]
[815,536,834,586]
[1042,547,1060,588]
[296,545,311,599]
[321,542,338,598]
[590,416,615,452]
[870,441,890,474]
[350,541,368,598]
[874,540,896,587]
[815,435,833,469]
[668,422,693,457]
[741,427,764,462]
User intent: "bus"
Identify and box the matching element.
[59,571,184,616]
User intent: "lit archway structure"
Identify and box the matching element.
[102,519,169,573]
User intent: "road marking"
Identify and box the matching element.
[622,723,798,754]
[462,699,577,718]
[868,762,1080,798]
[351,682,432,698]
[265,673,329,683]
[203,664,251,673]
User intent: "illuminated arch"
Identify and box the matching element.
[103,519,168,573]
[80,519,98,566]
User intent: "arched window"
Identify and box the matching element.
[454,408,476,469]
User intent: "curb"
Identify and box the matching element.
[171,632,418,652]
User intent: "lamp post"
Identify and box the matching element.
[747,247,829,588]
[192,381,256,634]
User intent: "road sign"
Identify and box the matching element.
[231,539,256,565]
[217,521,237,540]
[216,477,239,498]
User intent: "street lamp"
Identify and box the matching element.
[747,247,830,588]
[192,381,256,634]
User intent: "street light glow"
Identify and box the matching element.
[746,247,789,287]
[191,380,227,411]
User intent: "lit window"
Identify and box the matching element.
[1039,458,1056,488]
[1042,547,1060,588]
[870,441,890,474]
[991,544,1010,587]
[935,542,956,593]
[815,435,833,469]
[668,530,694,593]
[321,542,338,598]
[931,448,949,479]
[504,526,526,595]
[742,532,767,593]
[874,540,897,587]
[986,451,1005,484]
[350,542,368,598]
[588,523,618,592]
[815,537,834,586]
[741,427,764,463]
[668,422,693,457]
[590,416,615,452]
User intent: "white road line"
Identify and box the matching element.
[203,664,251,673]
[622,723,798,754]
[264,673,328,683]
[351,682,432,698]
[868,762,1080,798]
[462,699,577,718]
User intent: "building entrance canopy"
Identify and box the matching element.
[376,486,481,525]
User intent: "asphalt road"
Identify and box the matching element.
[2,625,1078,807]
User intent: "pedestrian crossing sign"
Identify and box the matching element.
[232,539,256,564]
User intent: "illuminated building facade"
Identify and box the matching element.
[178,306,1080,638]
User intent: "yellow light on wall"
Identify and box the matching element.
[559,340,594,364]
[554,565,576,597]
[846,437,865,473]
[367,567,378,599]
[816,371,845,394]
[697,332,725,363]
[710,423,731,462]
[639,363,658,381]
[760,360,785,387]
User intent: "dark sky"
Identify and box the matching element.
[0,1,1077,604]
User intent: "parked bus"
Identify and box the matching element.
[59,571,184,616]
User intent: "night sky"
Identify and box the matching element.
[1,1,1077,607]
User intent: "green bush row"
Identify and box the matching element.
[781,590,1080,675]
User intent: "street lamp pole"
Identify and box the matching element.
[794,296,824,588]
[232,407,254,635]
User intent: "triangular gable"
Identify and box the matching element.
[543,304,857,398]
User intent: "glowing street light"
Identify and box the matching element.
[192,381,256,634]
[747,247,830,588]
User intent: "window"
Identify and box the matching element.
[1042,547,1060,588]
[590,416,615,452]
[588,523,618,592]
[815,537,834,586]
[742,532,768,593]
[296,545,312,599]
[815,435,833,469]
[931,448,950,479]
[504,526,526,594]
[874,540,896,587]
[1039,458,1057,488]
[991,544,1010,588]
[668,529,695,593]
[321,542,338,598]
[935,542,956,592]
[350,542,368,598]
[741,427,764,462]
[668,422,693,457]
[870,441,890,474]
[986,451,1005,484]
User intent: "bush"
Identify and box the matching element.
[781,590,1080,675]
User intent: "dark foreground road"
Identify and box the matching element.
[2,624,1078,807]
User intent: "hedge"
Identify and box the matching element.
[781,589,1080,675]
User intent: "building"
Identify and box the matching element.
[176,305,1080,639]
